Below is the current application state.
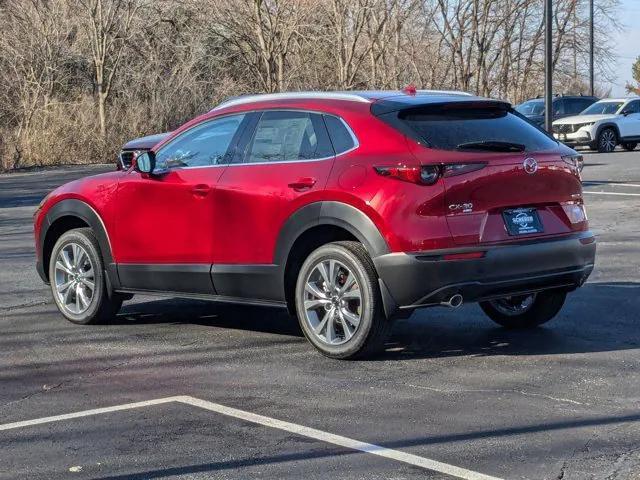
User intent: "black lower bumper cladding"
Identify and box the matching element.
[374,232,596,311]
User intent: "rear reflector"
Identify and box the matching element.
[442,251,486,261]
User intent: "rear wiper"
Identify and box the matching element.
[456,141,525,152]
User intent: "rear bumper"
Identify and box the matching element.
[374,232,596,311]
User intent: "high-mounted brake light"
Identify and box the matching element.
[374,165,441,185]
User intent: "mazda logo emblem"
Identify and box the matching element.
[523,157,538,174]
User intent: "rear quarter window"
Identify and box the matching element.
[323,115,356,154]
[380,104,558,152]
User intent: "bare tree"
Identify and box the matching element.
[75,0,144,140]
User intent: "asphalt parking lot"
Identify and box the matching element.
[1,150,639,480]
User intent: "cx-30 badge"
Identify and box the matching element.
[523,157,538,174]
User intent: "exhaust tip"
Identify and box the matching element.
[441,293,463,309]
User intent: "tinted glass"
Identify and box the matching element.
[582,101,624,115]
[392,105,558,152]
[244,111,333,163]
[324,115,355,154]
[624,101,640,114]
[553,99,566,115]
[515,100,544,116]
[578,98,596,111]
[156,114,245,169]
[565,98,587,114]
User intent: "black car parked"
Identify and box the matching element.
[515,95,598,128]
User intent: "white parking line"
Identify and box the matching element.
[0,395,502,480]
[583,191,640,197]
[583,182,640,188]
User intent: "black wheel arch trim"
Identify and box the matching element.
[273,201,389,267]
[595,123,621,141]
[39,199,118,287]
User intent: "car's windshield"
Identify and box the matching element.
[581,101,623,115]
[515,100,545,116]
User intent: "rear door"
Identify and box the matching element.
[398,102,585,246]
[214,110,336,265]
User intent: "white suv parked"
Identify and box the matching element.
[552,98,640,152]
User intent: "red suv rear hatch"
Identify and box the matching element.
[440,150,584,245]
[375,98,587,246]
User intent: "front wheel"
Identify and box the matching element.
[49,228,123,325]
[295,241,391,359]
[597,128,618,153]
[622,142,637,151]
[479,290,567,329]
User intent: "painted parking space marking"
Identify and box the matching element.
[582,182,640,188]
[583,191,640,197]
[0,395,503,480]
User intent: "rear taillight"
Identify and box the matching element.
[374,162,487,185]
[442,162,487,177]
[374,165,441,185]
[561,202,587,224]
[561,154,584,173]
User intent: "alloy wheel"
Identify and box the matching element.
[600,130,616,152]
[303,259,362,345]
[488,294,537,317]
[54,242,95,315]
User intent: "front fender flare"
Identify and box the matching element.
[40,199,118,288]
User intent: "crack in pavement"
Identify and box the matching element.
[405,383,589,406]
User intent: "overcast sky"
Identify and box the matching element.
[609,0,640,96]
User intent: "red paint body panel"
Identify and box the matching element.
[35,93,589,273]
[114,167,225,263]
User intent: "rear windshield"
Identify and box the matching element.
[379,104,558,152]
[515,100,545,116]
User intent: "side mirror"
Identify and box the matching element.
[134,151,156,174]
[621,109,632,116]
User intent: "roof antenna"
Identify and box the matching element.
[402,84,417,96]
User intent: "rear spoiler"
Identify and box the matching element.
[371,98,512,116]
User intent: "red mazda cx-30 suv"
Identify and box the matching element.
[34,90,596,358]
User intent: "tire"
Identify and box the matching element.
[479,290,567,329]
[49,228,123,325]
[622,142,637,151]
[597,128,618,153]
[294,241,391,359]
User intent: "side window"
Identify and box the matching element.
[553,99,565,116]
[625,101,640,114]
[580,99,596,112]
[244,111,333,163]
[323,115,357,154]
[155,114,246,169]
[565,99,586,115]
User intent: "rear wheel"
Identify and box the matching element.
[479,290,566,329]
[49,228,123,325]
[597,128,618,153]
[622,142,637,151]
[295,241,391,359]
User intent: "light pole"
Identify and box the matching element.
[589,0,594,96]
[545,0,553,132]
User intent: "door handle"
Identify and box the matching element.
[288,177,317,191]
[191,184,211,197]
